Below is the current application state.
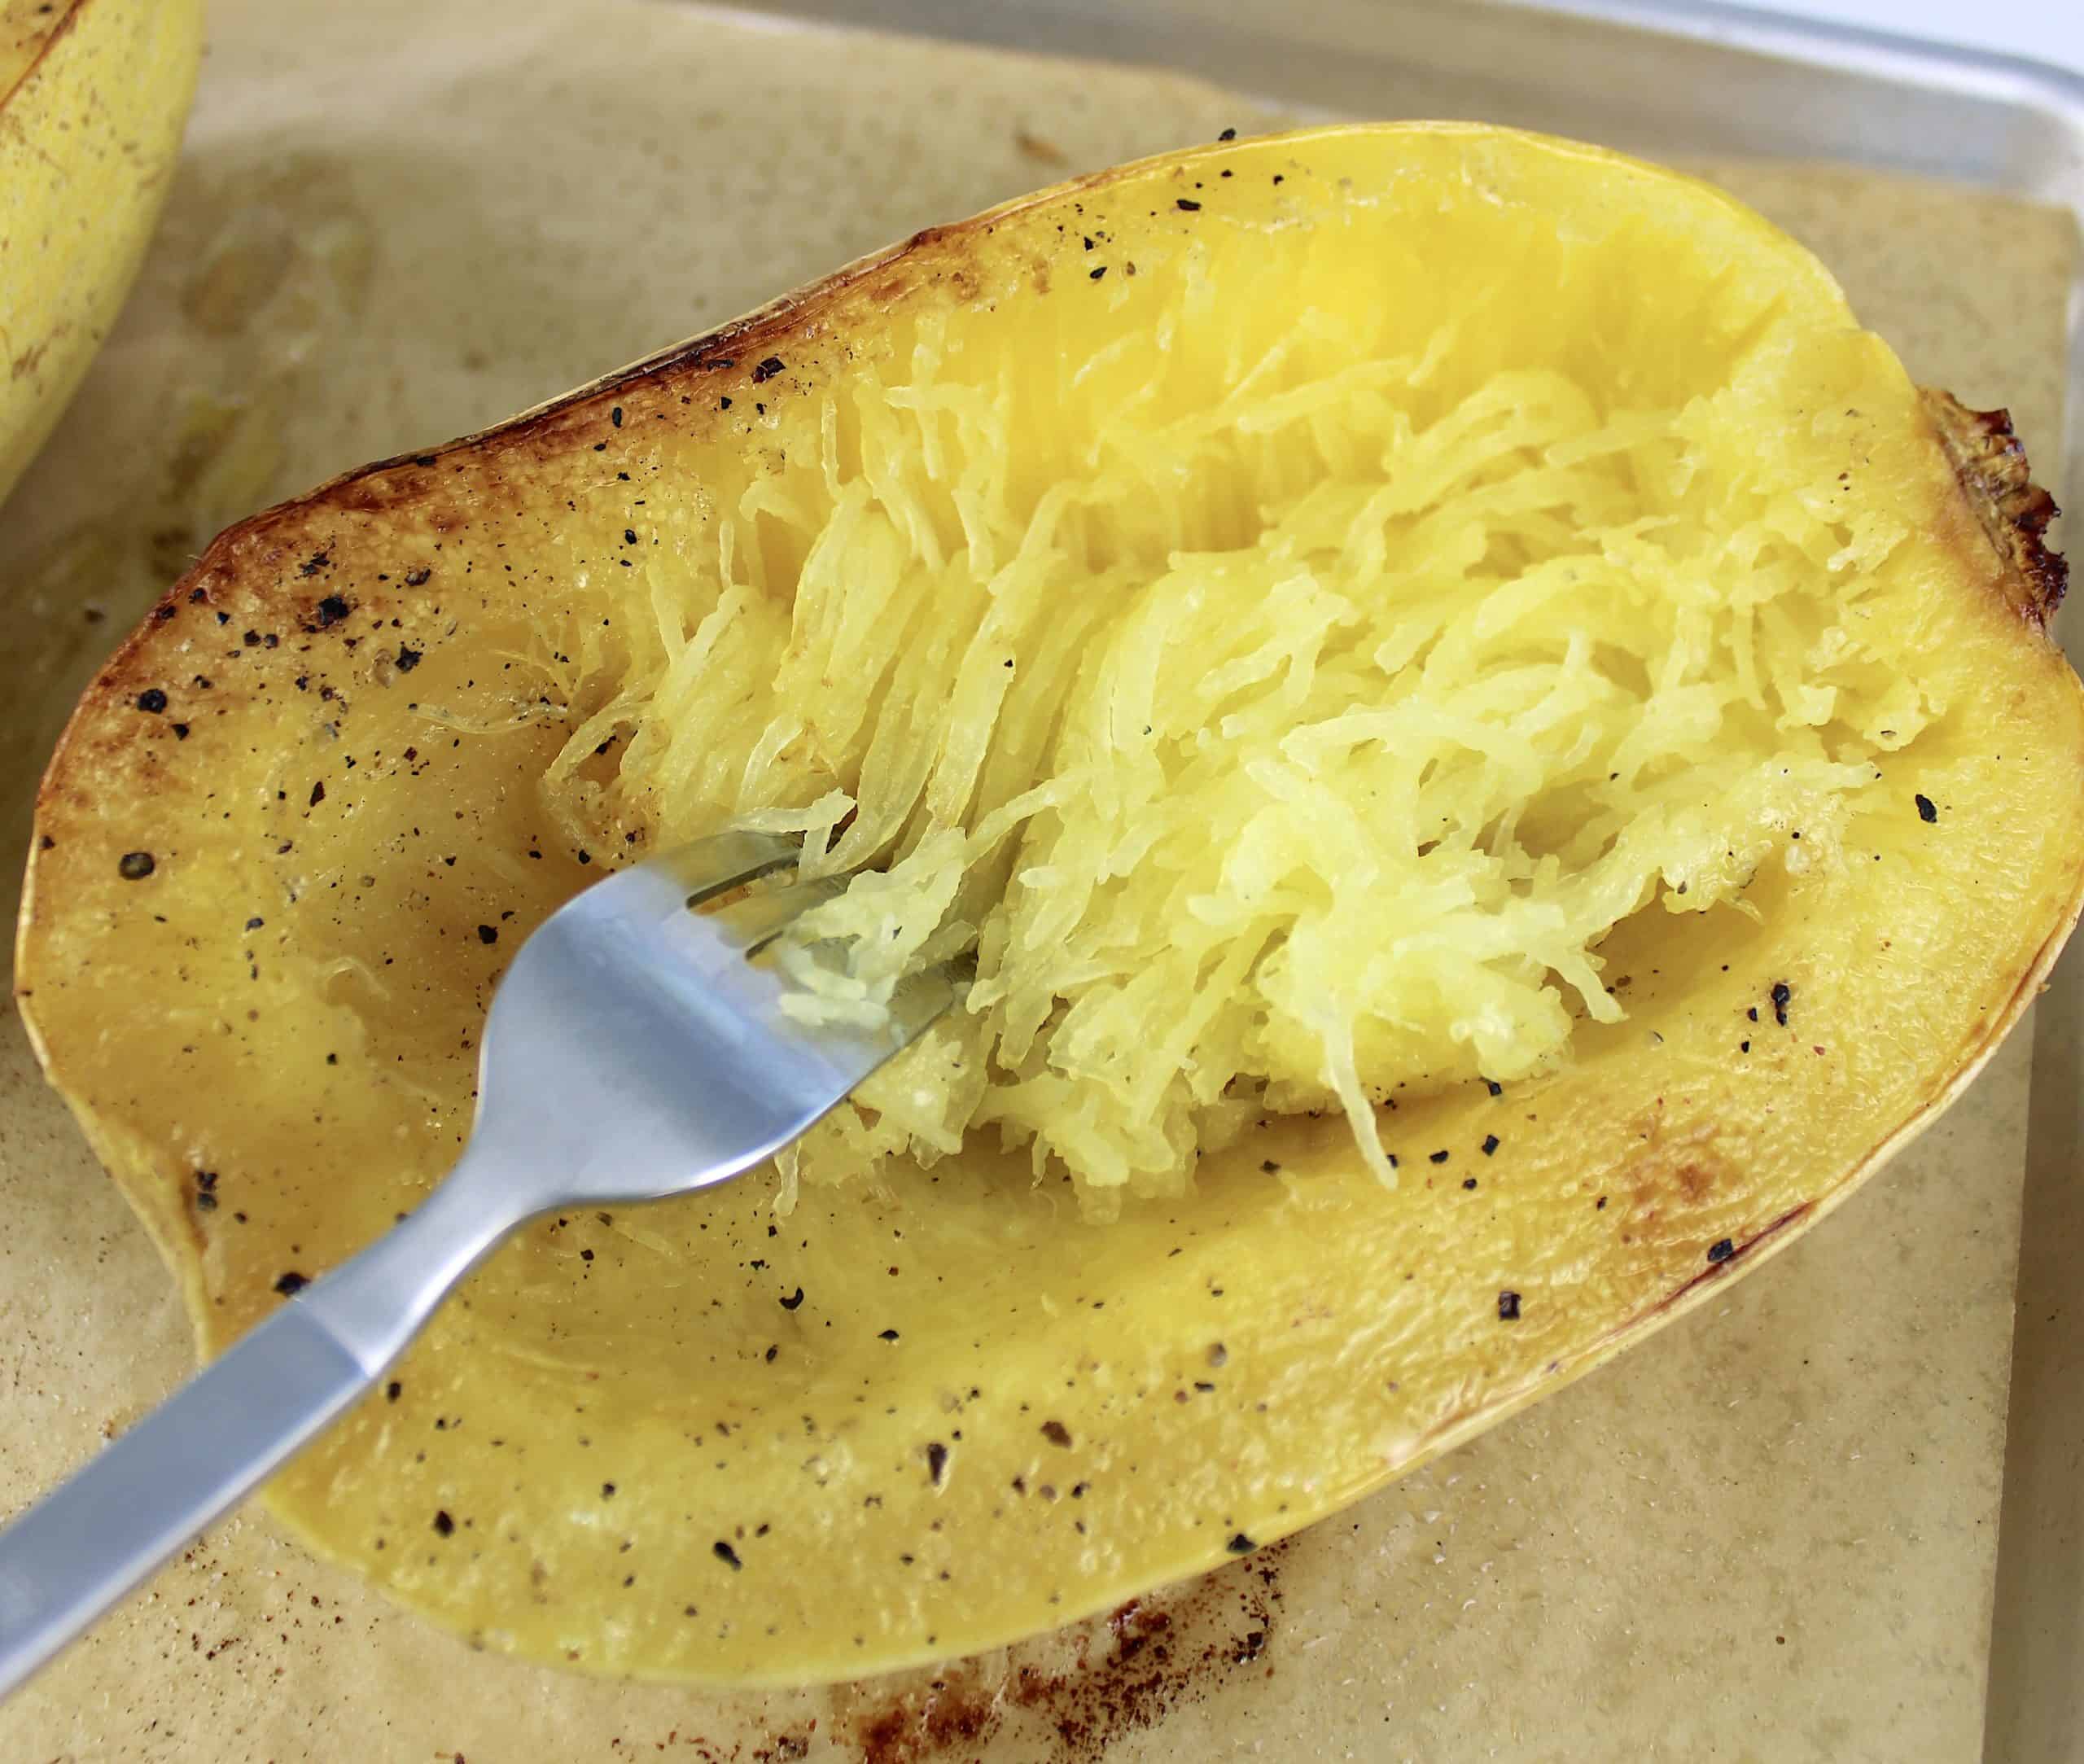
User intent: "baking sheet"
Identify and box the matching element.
[0,0,2077,1757]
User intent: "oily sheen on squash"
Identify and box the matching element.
[16,124,2084,1684]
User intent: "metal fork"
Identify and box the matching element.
[0,831,953,1696]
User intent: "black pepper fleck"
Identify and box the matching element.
[396,645,422,672]
[274,1272,309,1296]
[1708,1238,1736,1263]
[714,1540,742,1569]
[1176,197,1202,210]
[751,356,785,383]
[1226,1533,1256,1555]
[1040,1420,1073,1448]
[1771,981,1792,1026]
[926,1442,948,1486]
[1429,1149,1449,1165]
[313,594,350,628]
[136,688,167,714]
[432,1510,454,1537]
[779,1287,805,1311]
[476,924,498,945]
[117,851,155,881]
[1915,794,1938,823]
[1498,1290,1522,1321]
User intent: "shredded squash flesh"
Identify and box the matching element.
[529,168,1933,1210]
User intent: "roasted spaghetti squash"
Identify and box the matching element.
[16,123,2084,1683]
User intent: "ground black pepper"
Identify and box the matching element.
[396,645,422,672]
[1429,1149,1449,1164]
[1771,981,1792,1026]
[432,1510,454,1537]
[1040,1420,1073,1447]
[1176,198,1202,210]
[1226,1533,1256,1554]
[1708,1238,1735,1263]
[779,1287,805,1310]
[926,1442,948,1485]
[752,357,786,383]
[476,925,498,945]
[117,851,155,880]
[274,1272,309,1295]
[136,688,167,713]
[1497,1290,1521,1320]
[1915,794,1937,823]
[714,1541,743,1569]
[1482,1134,1500,1156]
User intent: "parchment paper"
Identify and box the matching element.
[0,1,2074,1757]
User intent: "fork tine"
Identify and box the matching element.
[879,961,962,1043]
[705,875,851,953]
[637,829,803,906]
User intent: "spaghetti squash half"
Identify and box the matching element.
[17,124,2084,1682]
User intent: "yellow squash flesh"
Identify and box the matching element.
[0,0,203,506]
[15,124,2084,1685]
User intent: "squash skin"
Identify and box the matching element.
[0,0,204,505]
[14,122,2084,1684]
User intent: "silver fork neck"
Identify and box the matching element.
[294,1149,530,1377]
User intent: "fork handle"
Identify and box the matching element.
[0,1301,370,1696]
[0,1167,516,1699]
